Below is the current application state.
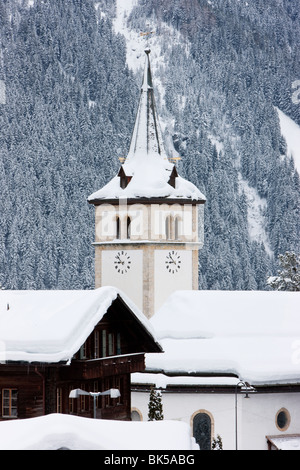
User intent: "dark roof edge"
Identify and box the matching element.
[88,197,206,206]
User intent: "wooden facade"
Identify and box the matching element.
[0,295,161,421]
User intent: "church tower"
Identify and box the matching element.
[88,49,206,318]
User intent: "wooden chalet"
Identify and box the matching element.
[0,288,162,421]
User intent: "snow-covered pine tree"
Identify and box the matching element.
[267,251,300,291]
[148,387,164,421]
[211,434,223,450]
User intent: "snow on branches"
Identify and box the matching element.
[267,251,300,291]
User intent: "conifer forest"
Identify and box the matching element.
[0,0,299,291]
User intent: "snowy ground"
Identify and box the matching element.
[114,0,146,74]
[238,174,273,256]
[0,413,198,450]
[276,107,300,174]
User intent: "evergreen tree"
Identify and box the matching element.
[212,434,223,450]
[267,251,300,291]
[148,387,164,421]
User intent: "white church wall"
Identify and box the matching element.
[101,249,144,310]
[154,249,193,313]
[131,389,300,450]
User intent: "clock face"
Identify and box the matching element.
[165,251,181,273]
[114,251,131,274]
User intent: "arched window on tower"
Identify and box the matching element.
[165,215,171,240]
[126,217,131,239]
[174,217,181,240]
[116,217,120,239]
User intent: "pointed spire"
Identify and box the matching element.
[126,49,168,163]
[88,47,206,203]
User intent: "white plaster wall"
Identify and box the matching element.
[131,390,300,450]
[154,249,193,313]
[101,250,143,310]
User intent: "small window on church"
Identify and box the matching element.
[131,409,142,421]
[276,408,290,431]
[193,412,212,450]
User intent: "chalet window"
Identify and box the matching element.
[102,330,107,357]
[69,387,75,413]
[104,378,111,408]
[56,388,62,413]
[80,384,89,412]
[2,389,18,418]
[117,332,121,355]
[93,381,100,409]
[115,377,123,405]
[99,330,122,358]
[108,333,114,356]
[103,378,119,408]
[93,330,99,358]
[80,341,87,359]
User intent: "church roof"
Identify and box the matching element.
[141,290,300,386]
[88,49,205,204]
[0,287,161,363]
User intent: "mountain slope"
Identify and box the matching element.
[123,0,300,288]
[0,0,299,291]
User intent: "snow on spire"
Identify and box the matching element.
[88,48,206,202]
[126,48,168,162]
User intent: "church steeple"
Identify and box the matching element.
[88,46,205,318]
[126,48,168,163]
[88,47,205,203]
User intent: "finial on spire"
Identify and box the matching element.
[140,27,155,50]
[125,39,167,162]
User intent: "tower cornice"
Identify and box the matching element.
[88,197,206,206]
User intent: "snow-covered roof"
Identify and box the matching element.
[88,49,205,203]
[0,413,198,450]
[88,166,205,202]
[0,287,159,363]
[142,290,300,386]
[266,434,300,451]
[132,372,240,388]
